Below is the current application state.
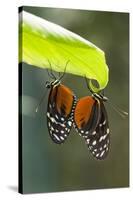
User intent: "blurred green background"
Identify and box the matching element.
[21,6,129,194]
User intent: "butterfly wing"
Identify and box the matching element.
[47,84,76,144]
[85,102,110,160]
[73,96,101,136]
[74,96,110,160]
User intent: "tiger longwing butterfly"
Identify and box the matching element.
[46,61,77,144]
[73,82,110,160]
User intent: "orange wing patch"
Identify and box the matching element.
[74,96,95,128]
[56,84,74,117]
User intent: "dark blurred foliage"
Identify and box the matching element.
[21,6,129,193]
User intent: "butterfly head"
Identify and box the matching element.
[84,77,108,102]
[45,79,61,89]
[92,93,108,102]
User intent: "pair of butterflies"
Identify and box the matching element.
[45,73,110,160]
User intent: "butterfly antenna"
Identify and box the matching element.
[108,101,128,119]
[35,89,48,113]
[46,69,53,79]
[47,59,56,80]
[58,60,70,81]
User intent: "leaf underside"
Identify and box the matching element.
[19,11,109,92]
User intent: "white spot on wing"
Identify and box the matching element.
[50,117,56,123]
[103,120,106,125]
[55,114,58,119]
[64,134,67,137]
[61,117,65,121]
[53,134,60,141]
[100,150,105,157]
[60,123,65,127]
[96,153,99,157]
[103,134,107,140]
[68,121,72,126]
[47,112,50,118]
[100,147,103,151]
[107,128,110,134]
[99,136,103,142]
[86,139,90,144]
[51,126,54,131]
[61,130,64,133]
[99,134,107,142]
[60,136,64,140]
[92,131,96,135]
[92,140,96,146]
[85,131,89,134]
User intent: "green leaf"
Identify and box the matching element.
[19,11,109,92]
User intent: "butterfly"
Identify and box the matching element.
[45,61,77,144]
[73,80,110,160]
